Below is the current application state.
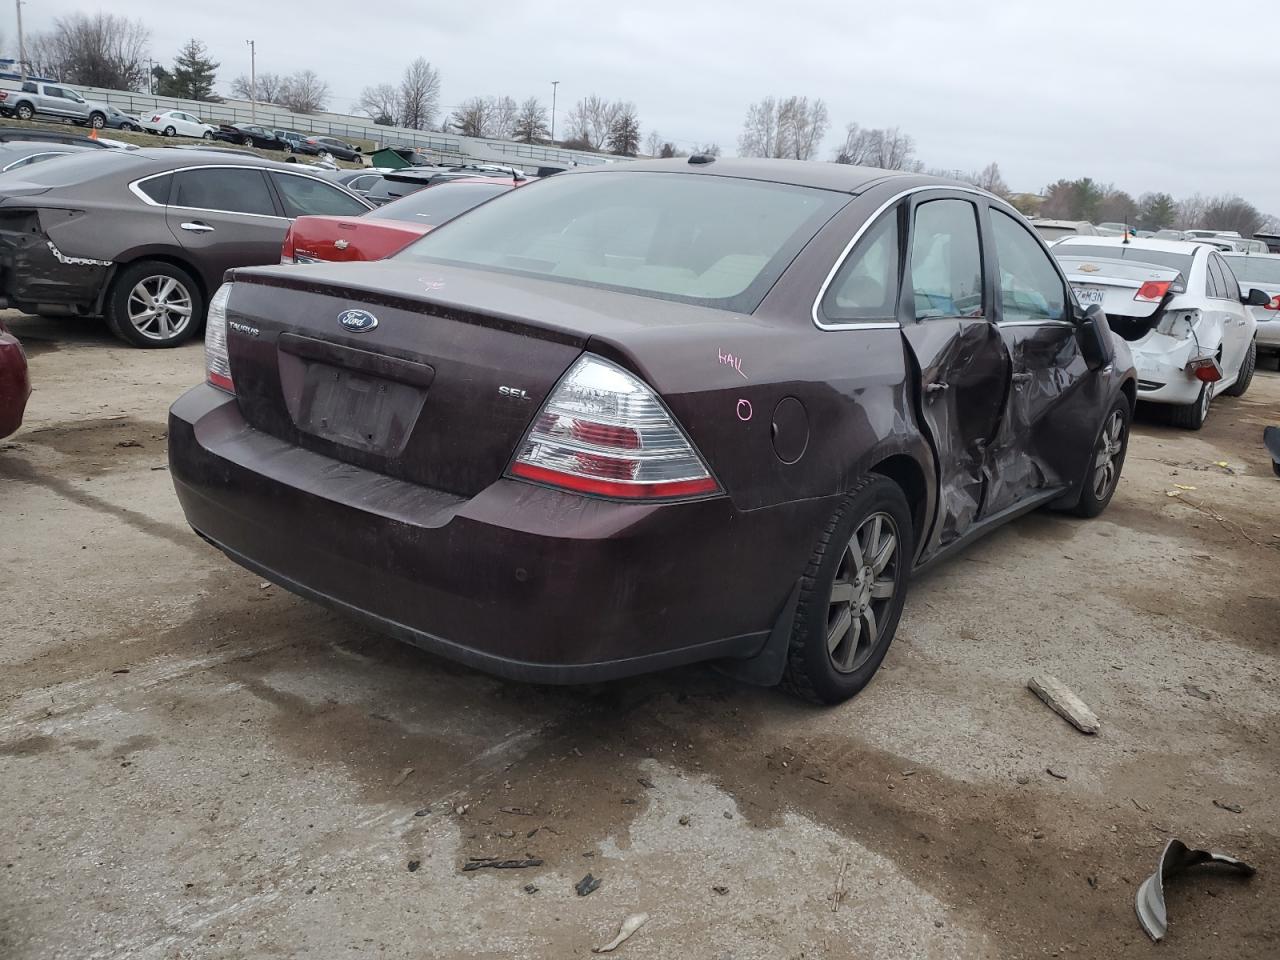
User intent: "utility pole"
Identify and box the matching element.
[15,0,26,81]
[550,80,559,142]
[246,39,256,122]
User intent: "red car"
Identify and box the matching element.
[281,177,525,265]
[0,317,31,439]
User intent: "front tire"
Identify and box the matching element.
[202,130,214,140]
[90,112,106,129]
[104,261,204,349]
[241,136,253,146]
[1072,397,1130,517]
[1223,341,1256,397]
[780,476,914,704]
[1168,382,1211,430]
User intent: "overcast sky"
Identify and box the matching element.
[24,0,1280,212]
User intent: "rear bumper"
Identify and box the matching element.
[0,228,110,313]
[168,384,831,683]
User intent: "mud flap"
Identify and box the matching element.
[712,579,801,686]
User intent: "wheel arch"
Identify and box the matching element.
[869,452,929,553]
[101,251,209,317]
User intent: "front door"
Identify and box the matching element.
[899,194,1010,556]
[982,205,1090,516]
[165,166,290,291]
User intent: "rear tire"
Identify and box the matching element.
[241,135,253,146]
[1072,397,1129,517]
[90,112,106,129]
[1223,341,1256,397]
[779,475,914,704]
[163,125,177,137]
[1168,382,1211,430]
[15,103,34,121]
[104,260,204,349]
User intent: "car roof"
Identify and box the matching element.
[1055,236,1206,255]
[589,157,943,195]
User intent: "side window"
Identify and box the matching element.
[1214,255,1240,300]
[45,86,65,99]
[173,168,276,216]
[990,209,1066,322]
[21,81,36,93]
[136,173,173,205]
[910,199,984,320]
[1206,255,1226,298]
[271,173,368,218]
[820,207,900,323]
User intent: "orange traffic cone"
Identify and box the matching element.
[89,127,98,140]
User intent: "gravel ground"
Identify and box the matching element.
[1,313,1277,960]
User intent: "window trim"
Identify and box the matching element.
[128,164,370,219]
[1205,252,1230,300]
[812,184,1029,332]
[1211,253,1240,301]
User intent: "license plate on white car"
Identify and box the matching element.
[1072,285,1105,306]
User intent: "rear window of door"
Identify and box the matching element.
[990,209,1066,322]
[1212,254,1239,300]
[910,199,984,319]
[1206,255,1227,298]
[270,173,369,217]
[173,167,277,216]
[820,207,901,324]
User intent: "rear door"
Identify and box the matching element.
[899,193,1010,554]
[983,204,1091,516]
[1209,252,1253,379]
[166,166,290,290]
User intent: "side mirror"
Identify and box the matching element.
[1077,303,1116,371]
[1244,287,1271,307]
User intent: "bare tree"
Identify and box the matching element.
[451,96,493,138]
[739,96,828,160]
[692,142,721,157]
[834,123,878,165]
[1200,195,1264,236]
[358,82,401,125]
[26,13,150,91]
[489,96,519,140]
[278,70,329,114]
[398,58,442,130]
[513,97,549,143]
[644,130,664,157]
[973,162,1009,197]
[565,94,619,150]
[232,71,285,104]
[1176,194,1209,230]
[871,127,916,170]
[606,102,641,156]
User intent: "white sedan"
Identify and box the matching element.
[1222,252,1280,367]
[141,110,215,140]
[1054,237,1262,429]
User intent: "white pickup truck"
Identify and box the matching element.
[0,81,115,128]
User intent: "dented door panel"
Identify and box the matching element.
[982,323,1087,515]
[901,317,1009,554]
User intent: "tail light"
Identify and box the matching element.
[1264,296,1280,312]
[152,114,161,122]
[205,283,234,393]
[280,225,296,264]
[507,354,720,500]
[0,92,8,102]
[1134,277,1184,302]
[1186,357,1222,383]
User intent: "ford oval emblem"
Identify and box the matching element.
[338,308,378,332]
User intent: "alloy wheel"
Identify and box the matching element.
[127,275,193,341]
[1091,409,1126,500]
[826,511,899,674]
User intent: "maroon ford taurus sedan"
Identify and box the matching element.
[169,158,1136,703]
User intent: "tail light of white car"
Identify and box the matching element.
[1186,356,1222,383]
[1263,295,1280,312]
[205,283,234,393]
[1134,277,1185,303]
[507,354,720,500]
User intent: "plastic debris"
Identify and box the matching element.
[1046,767,1069,780]
[1028,675,1100,734]
[1213,799,1244,814]
[391,767,414,787]
[575,873,602,896]
[1135,839,1255,941]
[1183,683,1212,701]
[592,913,649,953]
[463,857,543,871]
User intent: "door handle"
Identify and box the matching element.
[1012,372,1033,385]
[180,221,214,233]
[924,381,950,398]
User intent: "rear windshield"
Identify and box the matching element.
[0,150,135,187]
[1055,244,1194,277]
[379,181,509,226]
[1223,255,1280,286]
[368,178,429,203]
[395,171,848,312]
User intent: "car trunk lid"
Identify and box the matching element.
[1058,257,1183,320]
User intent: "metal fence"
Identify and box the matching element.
[0,80,614,170]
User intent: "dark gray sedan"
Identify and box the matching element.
[0,148,371,347]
